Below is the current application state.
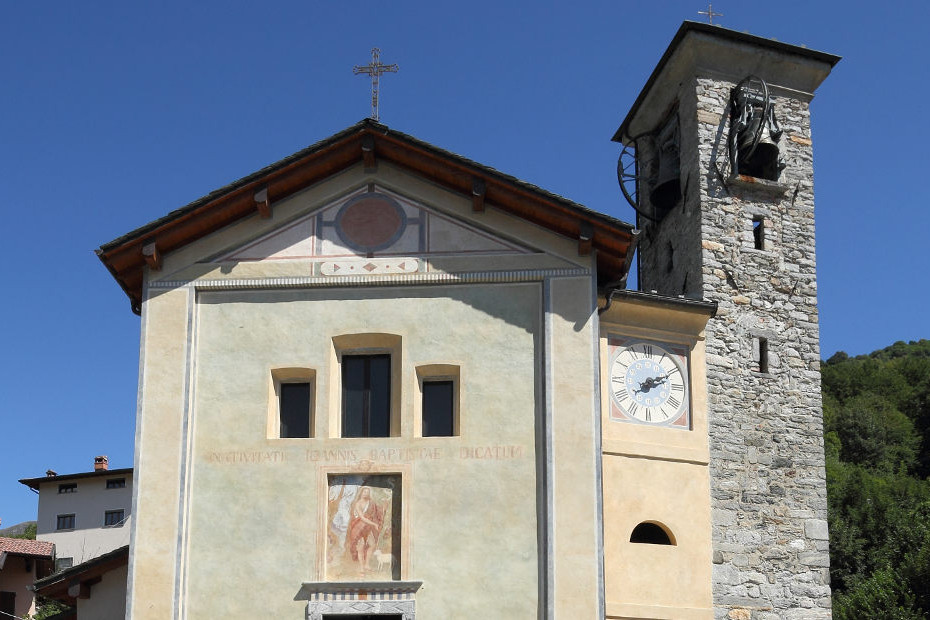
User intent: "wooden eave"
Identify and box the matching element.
[33,545,129,605]
[97,119,636,313]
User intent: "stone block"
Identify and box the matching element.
[804,519,829,540]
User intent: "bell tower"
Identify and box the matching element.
[614,23,840,618]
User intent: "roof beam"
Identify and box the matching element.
[254,187,271,219]
[142,242,162,271]
[472,178,486,212]
[362,134,376,172]
[578,222,594,255]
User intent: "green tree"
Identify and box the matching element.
[10,522,36,540]
[824,340,930,616]
[833,567,923,620]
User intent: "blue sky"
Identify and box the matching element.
[1,1,927,526]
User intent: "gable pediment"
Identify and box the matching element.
[98,120,635,313]
[220,185,531,264]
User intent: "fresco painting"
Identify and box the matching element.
[326,474,401,580]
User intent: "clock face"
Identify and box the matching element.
[609,339,689,427]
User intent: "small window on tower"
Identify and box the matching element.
[752,217,765,250]
[753,337,769,373]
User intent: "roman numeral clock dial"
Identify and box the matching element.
[609,339,690,428]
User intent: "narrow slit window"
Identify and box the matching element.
[753,336,769,373]
[630,522,674,545]
[423,380,455,437]
[280,382,312,438]
[752,217,765,250]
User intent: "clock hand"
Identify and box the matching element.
[636,374,670,394]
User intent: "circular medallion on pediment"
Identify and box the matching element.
[335,192,407,252]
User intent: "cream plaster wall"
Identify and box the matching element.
[128,287,190,619]
[78,564,128,620]
[36,475,132,563]
[549,275,601,617]
[127,160,648,618]
[599,297,713,620]
[0,555,39,618]
[131,281,551,619]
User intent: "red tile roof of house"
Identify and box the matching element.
[0,537,54,558]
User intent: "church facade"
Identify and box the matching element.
[98,22,838,620]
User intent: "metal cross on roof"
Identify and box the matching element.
[353,47,399,122]
[698,3,723,24]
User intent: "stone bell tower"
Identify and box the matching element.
[614,23,840,618]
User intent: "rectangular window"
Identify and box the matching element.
[279,382,312,438]
[753,336,769,373]
[58,483,76,494]
[752,217,765,250]
[55,557,73,572]
[104,510,125,527]
[56,514,75,530]
[422,380,455,437]
[342,354,391,437]
[106,478,125,489]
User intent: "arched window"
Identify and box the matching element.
[629,521,675,545]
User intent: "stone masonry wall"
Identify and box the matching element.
[640,76,832,619]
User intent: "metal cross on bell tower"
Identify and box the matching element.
[353,47,399,122]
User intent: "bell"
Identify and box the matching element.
[736,110,784,180]
[730,75,785,181]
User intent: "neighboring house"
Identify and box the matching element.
[0,537,54,619]
[19,457,132,570]
[95,23,838,620]
[33,545,128,620]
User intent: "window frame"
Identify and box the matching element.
[58,483,77,494]
[341,353,392,438]
[415,364,461,437]
[56,514,75,531]
[331,334,402,438]
[103,510,125,527]
[268,367,316,439]
[106,478,126,489]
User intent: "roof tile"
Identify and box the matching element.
[0,536,54,558]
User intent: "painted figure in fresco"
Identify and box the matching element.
[347,486,384,575]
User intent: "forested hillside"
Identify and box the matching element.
[822,339,930,618]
